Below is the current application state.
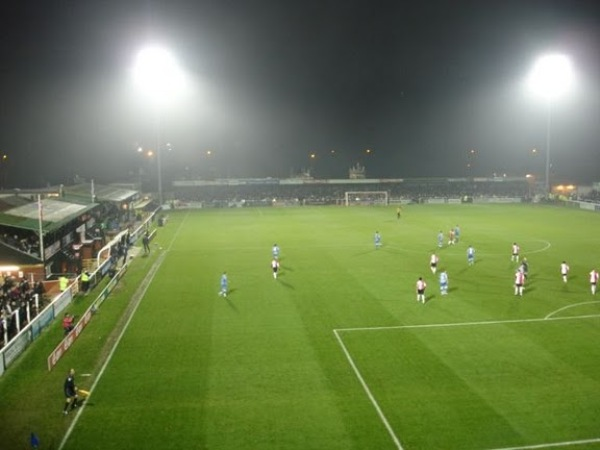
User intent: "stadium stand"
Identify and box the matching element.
[0,184,141,351]
[171,177,532,207]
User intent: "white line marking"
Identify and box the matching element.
[336,312,600,450]
[523,239,552,254]
[335,313,600,333]
[486,437,600,450]
[333,329,404,450]
[59,213,188,450]
[545,301,600,320]
[59,255,165,449]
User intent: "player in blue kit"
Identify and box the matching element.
[439,271,449,295]
[218,272,228,297]
[467,245,475,265]
[374,231,382,249]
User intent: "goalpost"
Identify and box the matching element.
[344,191,389,206]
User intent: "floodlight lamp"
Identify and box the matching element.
[528,54,574,100]
[133,46,185,103]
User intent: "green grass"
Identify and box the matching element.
[2,204,600,449]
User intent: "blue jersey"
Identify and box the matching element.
[272,245,280,258]
[374,232,382,247]
[437,232,444,246]
[439,271,449,294]
[439,272,448,286]
[467,246,475,265]
[220,274,228,290]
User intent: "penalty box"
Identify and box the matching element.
[334,315,600,450]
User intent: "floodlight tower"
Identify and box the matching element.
[132,46,184,206]
[527,54,574,196]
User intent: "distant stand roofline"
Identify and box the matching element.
[0,182,137,203]
[173,176,530,187]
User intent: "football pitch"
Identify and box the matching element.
[3,204,600,450]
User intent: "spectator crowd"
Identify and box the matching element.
[173,178,532,206]
[0,274,47,348]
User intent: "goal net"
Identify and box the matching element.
[344,191,389,206]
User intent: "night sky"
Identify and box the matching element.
[0,0,599,188]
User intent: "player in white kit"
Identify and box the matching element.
[589,269,598,295]
[560,261,570,283]
[271,258,280,279]
[430,253,439,274]
[416,277,427,303]
[514,270,525,296]
[511,243,520,262]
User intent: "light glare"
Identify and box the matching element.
[528,54,574,99]
[133,46,185,104]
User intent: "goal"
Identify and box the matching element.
[344,191,389,206]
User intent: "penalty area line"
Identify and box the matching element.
[333,329,404,450]
[335,313,600,334]
[486,436,600,450]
